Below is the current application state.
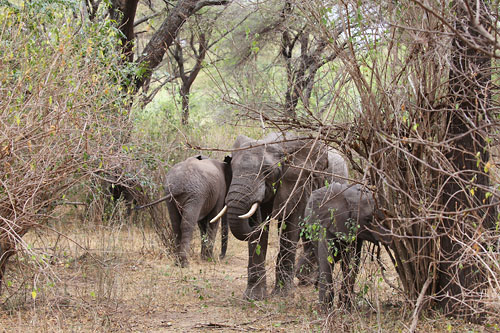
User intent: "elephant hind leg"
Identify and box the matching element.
[166,201,182,264]
[296,236,318,286]
[199,217,216,261]
[202,200,227,261]
[339,240,363,310]
[176,203,202,268]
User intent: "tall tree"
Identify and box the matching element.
[280,2,344,117]
[91,0,229,91]
[133,0,229,90]
[438,0,493,317]
[171,31,208,125]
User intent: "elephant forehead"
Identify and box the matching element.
[232,149,278,172]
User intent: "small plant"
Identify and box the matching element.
[299,216,326,242]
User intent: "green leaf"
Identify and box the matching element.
[255,244,261,256]
[31,290,37,300]
[327,255,334,264]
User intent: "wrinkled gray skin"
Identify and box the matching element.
[165,155,231,267]
[297,149,348,285]
[301,183,383,308]
[225,132,328,300]
[326,149,349,185]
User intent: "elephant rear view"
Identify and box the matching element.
[164,155,231,267]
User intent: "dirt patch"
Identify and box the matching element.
[0,220,495,332]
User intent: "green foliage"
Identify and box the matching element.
[299,216,326,242]
[334,217,360,244]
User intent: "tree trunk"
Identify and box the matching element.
[181,84,190,125]
[176,32,208,126]
[438,0,492,318]
[0,238,14,295]
[135,0,201,90]
[120,0,140,62]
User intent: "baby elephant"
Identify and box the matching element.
[301,183,384,308]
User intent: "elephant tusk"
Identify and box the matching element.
[209,205,227,223]
[238,202,259,219]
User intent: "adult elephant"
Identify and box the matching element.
[223,132,329,300]
[326,149,349,185]
[303,183,386,308]
[137,155,231,267]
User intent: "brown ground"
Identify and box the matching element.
[0,214,495,332]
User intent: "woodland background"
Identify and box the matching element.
[0,0,499,331]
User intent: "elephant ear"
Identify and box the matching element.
[327,149,348,184]
[344,185,374,222]
[320,185,351,235]
[281,137,329,181]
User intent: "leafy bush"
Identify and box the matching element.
[0,0,134,293]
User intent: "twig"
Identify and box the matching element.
[409,275,432,333]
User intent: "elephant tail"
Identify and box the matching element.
[134,194,172,210]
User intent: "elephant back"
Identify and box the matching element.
[164,157,226,199]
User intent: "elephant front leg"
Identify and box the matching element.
[245,226,269,300]
[219,215,228,260]
[272,219,299,296]
[317,238,335,307]
[296,235,318,286]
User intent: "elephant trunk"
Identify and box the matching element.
[227,209,255,241]
[226,180,265,241]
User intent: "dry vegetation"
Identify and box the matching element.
[0,205,494,332]
[1,0,500,331]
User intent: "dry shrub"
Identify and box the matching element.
[0,2,135,294]
[218,0,500,324]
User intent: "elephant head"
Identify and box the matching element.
[225,133,328,241]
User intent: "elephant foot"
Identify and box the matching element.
[319,290,335,309]
[174,256,189,268]
[244,284,267,301]
[200,253,214,262]
[219,252,226,260]
[296,266,318,286]
[201,245,215,262]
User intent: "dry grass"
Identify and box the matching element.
[0,208,496,332]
